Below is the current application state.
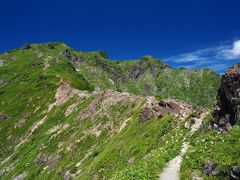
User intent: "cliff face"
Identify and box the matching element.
[213,62,240,131]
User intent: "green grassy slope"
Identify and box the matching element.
[180,113,240,179]
[155,68,220,107]
[0,42,222,179]
[0,43,93,159]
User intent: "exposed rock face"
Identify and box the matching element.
[139,108,152,123]
[79,90,140,120]
[139,97,192,122]
[95,57,125,83]
[129,56,169,81]
[129,58,147,80]
[213,62,240,131]
[62,49,83,62]
[62,49,75,60]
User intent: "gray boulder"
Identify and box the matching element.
[230,166,240,180]
[0,113,7,121]
[203,160,219,176]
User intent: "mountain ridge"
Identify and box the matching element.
[1,42,233,180]
[1,42,220,107]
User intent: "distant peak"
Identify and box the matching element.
[140,55,154,61]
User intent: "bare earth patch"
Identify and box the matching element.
[14,82,88,151]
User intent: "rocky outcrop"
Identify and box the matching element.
[129,58,147,80]
[62,49,83,62]
[203,160,219,176]
[79,90,141,121]
[129,56,169,81]
[139,97,192,122]
[139,108,153,122]
[212,62,240,131]
[95,57,125,83]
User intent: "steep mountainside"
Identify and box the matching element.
[0,42,222,179]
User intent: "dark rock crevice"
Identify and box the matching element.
[62,49,84,63]
[94,57,125,83]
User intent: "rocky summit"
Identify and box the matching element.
[0,42,239,180]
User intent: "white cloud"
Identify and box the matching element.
[164,39,240,73]
[219,40,240,60]
[166,40,240,63]
[233,40,240,56]
[167,52,207,63]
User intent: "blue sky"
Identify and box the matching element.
[0,0,240,73]
[166,39,240,73]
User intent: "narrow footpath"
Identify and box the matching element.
[159,112,207,180]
